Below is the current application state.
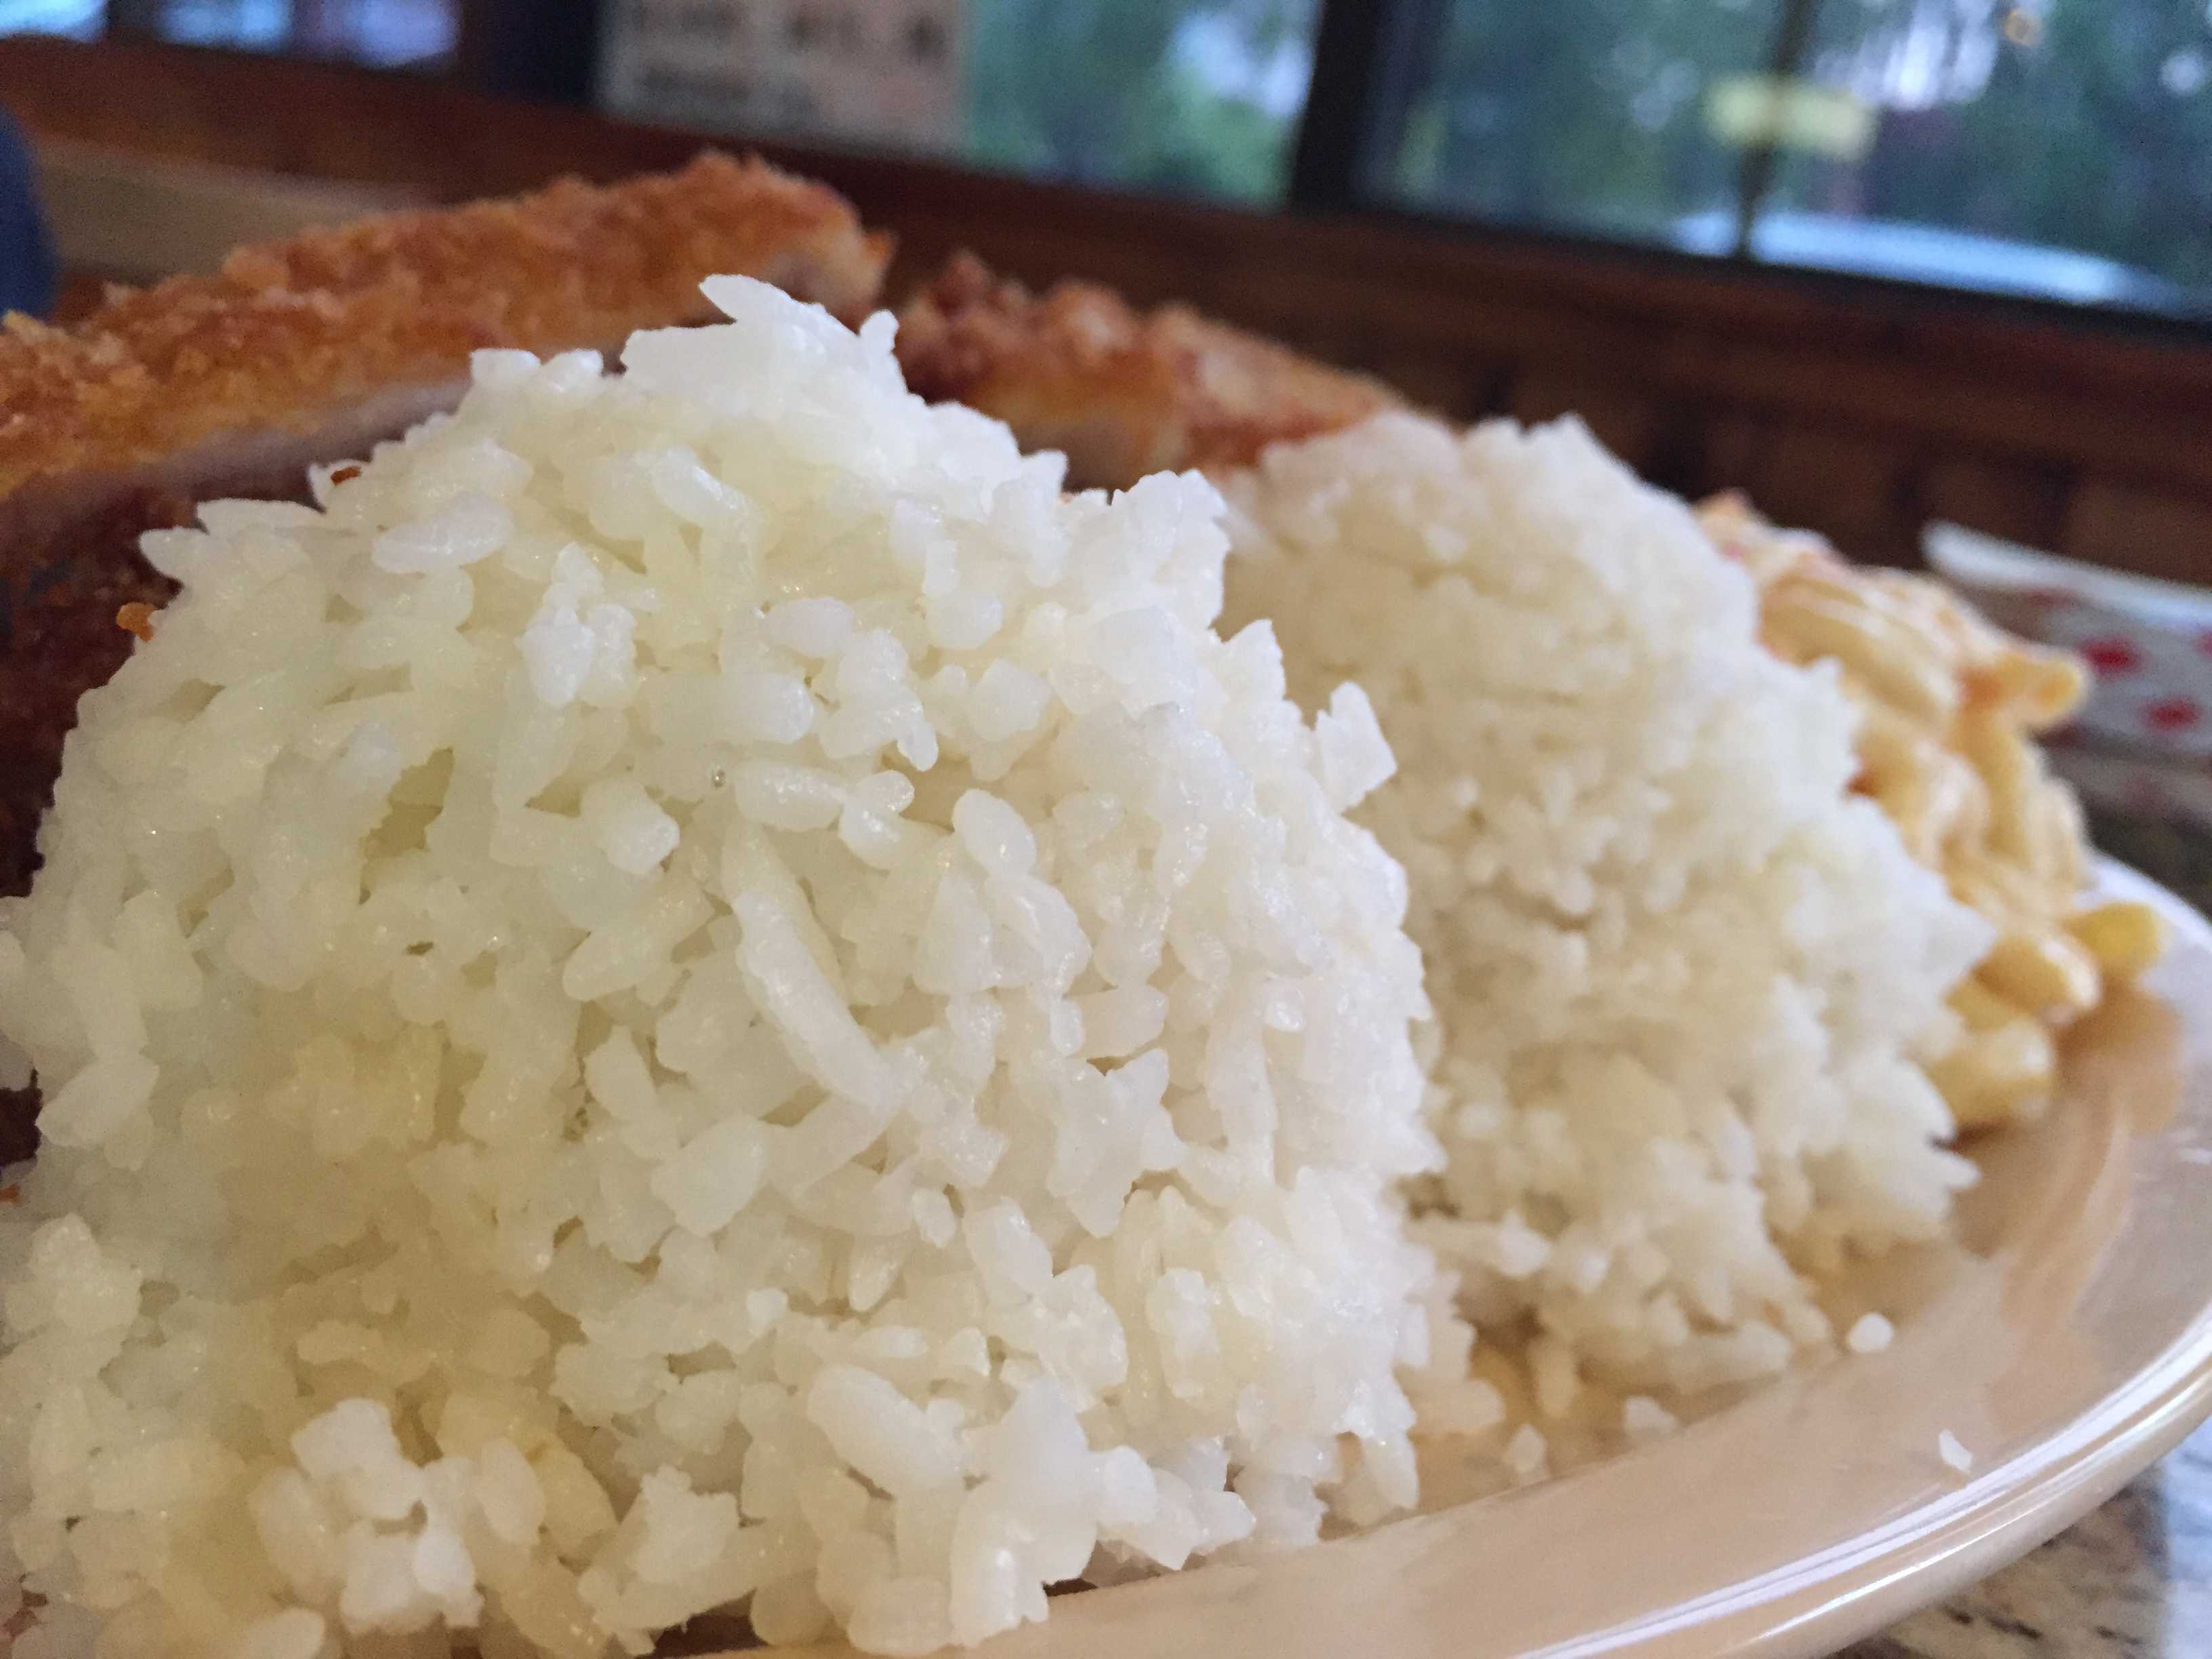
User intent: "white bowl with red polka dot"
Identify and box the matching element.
[1926,522,2212,758]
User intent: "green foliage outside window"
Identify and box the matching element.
[1385,0,2212,305]
[963,0,1317,201]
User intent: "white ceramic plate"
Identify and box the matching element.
[759,860,2212,1659]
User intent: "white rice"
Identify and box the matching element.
[1847,1313,1896,1355]
[0,281,1443,1656]
[0,295,1999,1657]
[1500,1423,1549,1486]
[1221,413,1990,1399]
[1620,1395,1679,1441]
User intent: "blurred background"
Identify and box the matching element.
[3,0,2211,887]
[7,0,2210,312]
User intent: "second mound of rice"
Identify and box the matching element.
[0,281,1443,1658]
[1224,413,1990,1418]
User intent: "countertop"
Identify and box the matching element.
[1839,1421,2212,1658]
[1839,802,2212,1659]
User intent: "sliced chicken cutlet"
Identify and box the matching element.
[895,251,1400,490]
[0,152,889,1164]
[0,152,890,900]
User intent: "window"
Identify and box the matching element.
[1365,0,2212,319]
[0,0,101,33]
[5,0,457,68]
[598,0,1322,205]
[964,0,1317,199]
[5,0,2205,316]
[1768,0,2211,308]
[1376,1,1778,249]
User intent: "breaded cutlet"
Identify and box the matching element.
[895,251,1400,490]
[0,154,889,1165]
[0,152,890,900]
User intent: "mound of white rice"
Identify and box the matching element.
[0,281,1445,1657]
[1223,414,1989,1404]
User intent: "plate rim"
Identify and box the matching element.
[770,858,2212,1659]
[1707,859,2212,1658]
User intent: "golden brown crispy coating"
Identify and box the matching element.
[0,152,891,1162]
[0,152,890,499]
[895,252,1399,489]
[0,153,890,912]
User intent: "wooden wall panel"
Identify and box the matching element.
[2064,483,2212,588]
[1918,458,2075,558]
[1742,426,1916,567]
[1506,370,1667,478]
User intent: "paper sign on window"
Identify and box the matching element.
[598,0,964,153]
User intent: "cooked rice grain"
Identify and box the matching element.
[0,281,1441,1657]
[1223,414,1989,1397]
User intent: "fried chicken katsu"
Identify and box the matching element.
[0,155,888,1164]
[895,251,1399,489]
[0,154,889,900]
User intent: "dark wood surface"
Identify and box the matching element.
[5,33,2211,583]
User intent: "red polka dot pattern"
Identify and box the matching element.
[2082,636,2142,676]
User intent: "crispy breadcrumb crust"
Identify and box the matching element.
[0,154,890,1158]
[0,152,890,498]
[0,153,890,919]
[895,252,1399,489]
